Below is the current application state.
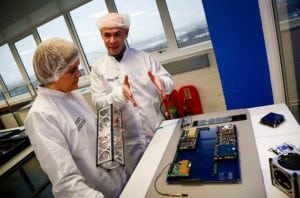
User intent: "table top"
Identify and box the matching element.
[248,103,300,198]
[255,133,300,198]
[121,109,266,198]
[248,103,300,138]
[0,146,33,179]
[121,103,300,198]
[121,119,181,197]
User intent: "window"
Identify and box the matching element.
[166,0,210,48]
[37,16,72,41]
[37,16,86,75]
[0,44,29,98]
[0,0,212,103]
[114,0,168,52]
[70,0,108,66]
[14,35,38,87]
[272,0,300,121]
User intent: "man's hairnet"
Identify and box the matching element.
[33,37,79,85]
[96,12,130,30]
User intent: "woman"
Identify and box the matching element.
[25,37,126,198]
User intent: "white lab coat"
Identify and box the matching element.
[90,48,173,175]
[25,86,126,198]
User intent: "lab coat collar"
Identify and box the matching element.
[114,47,126,62]
[107,47,129,62]
[37,85,74,98]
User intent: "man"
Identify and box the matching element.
[90,13,174,175]
[25,37,126,198]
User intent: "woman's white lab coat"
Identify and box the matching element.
[90,48,173,175]
[25,86,126,198]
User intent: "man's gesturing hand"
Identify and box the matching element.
[123,75,137,107]
[148,71,166,100]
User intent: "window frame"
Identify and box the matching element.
[106,0,213,64]
[0,0,212,106]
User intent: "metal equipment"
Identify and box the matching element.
[96,104,124,169]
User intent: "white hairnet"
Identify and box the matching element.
[33,37,79,85]
[96,12,130,30]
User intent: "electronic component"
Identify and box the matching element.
[269,142,299,155]
[214,124,238,160]
[168,160,192,178]
[179,160,190,176]
[213,124,239,177]
[167,124,241,184]
[269,152,300,198]
[230,114,247,122]
[214,144,238,160]
[260,112,284,128]
[192,114,247,127]
[178,127,199,150]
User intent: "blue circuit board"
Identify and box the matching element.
[167,125,241,184]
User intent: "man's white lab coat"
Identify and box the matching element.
[90,48,173,175]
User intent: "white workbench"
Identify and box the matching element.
[248,103,300,198]
[120,103,300,198]
[0,127,49,196]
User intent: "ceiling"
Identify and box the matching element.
[0,0,52,30]
[0,0,90,45]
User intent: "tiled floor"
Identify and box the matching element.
[0,156,53,198]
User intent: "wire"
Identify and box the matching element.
[180,116,193,130]
[155,119,182,132]
[188,115,193,126]
[154,163,188,197]
[160,100,168,120]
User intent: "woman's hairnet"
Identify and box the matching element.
[33,37,79,85]
[96,12,130,30]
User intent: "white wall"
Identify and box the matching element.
[171,52,226,113]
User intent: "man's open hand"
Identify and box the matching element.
[148,71,166,100]
[123,75,137,107]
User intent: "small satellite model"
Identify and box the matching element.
[269,152,300,198]
[96,104,124,169]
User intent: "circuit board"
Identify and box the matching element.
[167,124,241,183]
[178,127,199,151]
[168,160,192,178]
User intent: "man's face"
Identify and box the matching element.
[101,27,128,56]
[53,59,81,92]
